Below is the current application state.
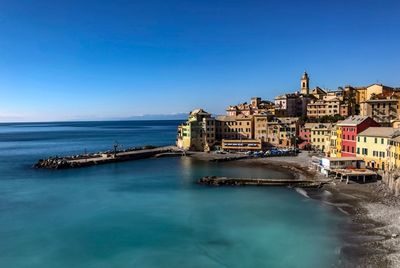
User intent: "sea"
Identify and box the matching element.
[0,120,348,268]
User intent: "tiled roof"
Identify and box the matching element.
[190,109,209,115]
[311,123,332,130]
[216,115,236,121]
[358,127,400,138]
[304,123,319,129]
[337,116,373,126]
[216,114,251,121]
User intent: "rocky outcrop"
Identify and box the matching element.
[382,170,400,197]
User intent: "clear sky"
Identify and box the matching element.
[1,0,400,122]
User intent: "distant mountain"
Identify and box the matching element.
[126,113,188,120]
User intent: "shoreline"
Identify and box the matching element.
[188,151,400,267]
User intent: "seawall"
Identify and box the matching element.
[34,145,182,169]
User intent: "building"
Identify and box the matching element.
[316,157,366,176]
[306,86,352,119]
[275,93,311,117]
[388,136,400,170]
[307,98,341,119]
[357,84,396,104]
[253,114,273,142]
[310,86,327,100]
[310,123,332,152]
[300,71,310,95]
[357,127,400,171]
[226,97,275,116]
[360,94,400,127]
[298,123,317,149]
[221,139,262,151]
[266,117,299,148]
[274,72,315,117]
[177,109,216,151]
[327,124,340,157]
[215,114,253,141]
[336,116,380,157]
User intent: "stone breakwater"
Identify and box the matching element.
[34,145,181,169]
[198,176,327,188]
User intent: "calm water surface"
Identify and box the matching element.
[0,121,346,267]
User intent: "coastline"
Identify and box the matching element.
[188,151,400,267]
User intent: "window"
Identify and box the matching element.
[364,137,367,142]
[375,138,377,143]
[381,138,384,144]
[357,148,360,154]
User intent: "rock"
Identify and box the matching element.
[391,234,398,239]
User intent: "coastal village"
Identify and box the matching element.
[176,72,400,192]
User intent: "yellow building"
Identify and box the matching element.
[215,114,254,141]
[336,126,342,157]
[254,114,273,142]
[176,109,215,151]
[310,123,332,152]
[356,127,400,171]
[327,124,339,157]
[307,98,341,118]
[358,84,397,115]
[388,136,400,170]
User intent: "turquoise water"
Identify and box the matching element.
[0,121,345,267]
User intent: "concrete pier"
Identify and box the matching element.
[34,146,182,169]
[198,176,327,188]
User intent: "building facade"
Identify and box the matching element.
[310,123,332,152]
[226,97,275,116]
[336,116,380,157]
[360,96,400,127]
[356,127,400,171]
[266,117,299,148]
[327,124,339,157]
[215,114,253,141]
[177,109,216,151]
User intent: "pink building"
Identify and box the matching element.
[298,123,317,149]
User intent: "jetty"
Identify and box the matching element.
[198,176,327,188]
[34,145,183,169]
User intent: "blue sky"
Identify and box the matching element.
[1,0,400,122]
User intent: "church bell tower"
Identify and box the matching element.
[300,71,310,95]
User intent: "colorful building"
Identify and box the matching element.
[253,114,273,143]
[274,72,314,117]
[307,98,341,118]
[336,116,379,157]
[388,136,400,170]
[266,117,299,148]
[327,124,339,157]
[356,127,400,171]
[361,95,400,127]
[298,123,317,149]
[310,123,332,152]
[177,109,216,151]
[226,97,275,116]
[215,114,253,141]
